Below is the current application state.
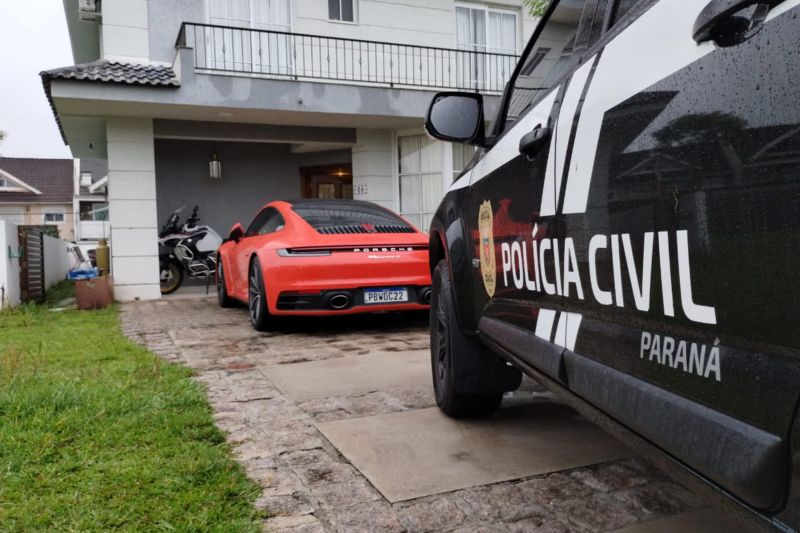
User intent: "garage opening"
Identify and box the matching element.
[300,163,353,199]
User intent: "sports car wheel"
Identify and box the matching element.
[160,259,183,295]
[216,261,234,308]
[431,260,519,418]
[248,257,270,331]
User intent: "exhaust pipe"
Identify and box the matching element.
[421,288,432,304]
[329,293,351,310]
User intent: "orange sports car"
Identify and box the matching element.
[216,199,432,330]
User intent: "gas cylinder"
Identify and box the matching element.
[96,238,110,276]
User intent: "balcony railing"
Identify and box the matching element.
[79,220,110,241]
[177,22,518,94]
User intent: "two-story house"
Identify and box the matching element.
[43,0,536,300]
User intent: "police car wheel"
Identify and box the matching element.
[430,260,505,418]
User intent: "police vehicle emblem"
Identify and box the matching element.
[478,200,496,297]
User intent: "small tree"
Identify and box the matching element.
[0,130,6,155]
[523,0,550,17]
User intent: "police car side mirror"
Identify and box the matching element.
[425,92,487,147]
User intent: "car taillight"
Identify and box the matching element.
[277,248,332,257]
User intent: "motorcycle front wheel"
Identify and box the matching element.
[160,259,184,295]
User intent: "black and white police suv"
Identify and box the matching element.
[424,0,800,529]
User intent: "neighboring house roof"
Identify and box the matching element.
[0,168,42,195]
[0,158,74,204]
[40,60,181,144]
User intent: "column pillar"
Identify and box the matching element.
[106,117,160,301]
[352,129,395,210]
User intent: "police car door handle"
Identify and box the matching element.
[519,124,551,159]
[693,0,780,46]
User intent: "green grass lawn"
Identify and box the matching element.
[0,282,263,532]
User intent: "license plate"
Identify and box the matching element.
[364,287,408,304]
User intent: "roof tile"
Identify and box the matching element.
[40,61,180,144]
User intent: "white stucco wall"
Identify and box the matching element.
[0,221,21,309]
[107,117,161,301]
[293,0,536,50]
[102,0,149,62]
[42,234,71,289]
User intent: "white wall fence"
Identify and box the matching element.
[43,233,71,290]
[0,221,72,309]
[0,220,21,309]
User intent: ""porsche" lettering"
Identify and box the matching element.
[500,227,716,325]
[353,247,414,252]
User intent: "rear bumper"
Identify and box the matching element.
[276,285,432,314]
[262,248,431,315]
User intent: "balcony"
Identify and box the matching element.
[79,220,110,241]
[177,22,518,94]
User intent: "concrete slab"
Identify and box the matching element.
[317,402,630,502]
[260,350,430,402]
[615,508,749,533]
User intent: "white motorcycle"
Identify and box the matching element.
[158,205,223,295]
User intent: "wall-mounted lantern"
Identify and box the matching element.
[209,151,222,180]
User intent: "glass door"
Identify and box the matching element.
[205,0,292,74]
[251,0,292,75]
[456,6,486,90]
[456,5,517,91]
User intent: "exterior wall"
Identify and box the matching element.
[352,129,394,210]
[28,204,76,241]
[107,117,160,301]
[154,139,351,234]
[102,0,150,62]
[0,205,26,225]
[148,0,204,63]
[0,221,21,309]
[294,0,458,48]
[0,203,75,241]
[42,234,71,289]
[148,1,538,64]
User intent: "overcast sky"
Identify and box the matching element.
[0,0,73,159]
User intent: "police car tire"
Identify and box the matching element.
[431,260,505,418]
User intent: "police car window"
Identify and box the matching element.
[504,0,609,130]
[610,0,639,25]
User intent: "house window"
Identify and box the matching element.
[0,178,7,188]
[398,134,445,232]
[43,209,66,224]
[80,171,93,187]
[455,4,518,90]
[329,0,354,22]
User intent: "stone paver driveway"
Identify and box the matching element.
[120,296,740,532]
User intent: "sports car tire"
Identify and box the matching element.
[430,260,521,418]
[216,261,234,308]
[248,257,271,331]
